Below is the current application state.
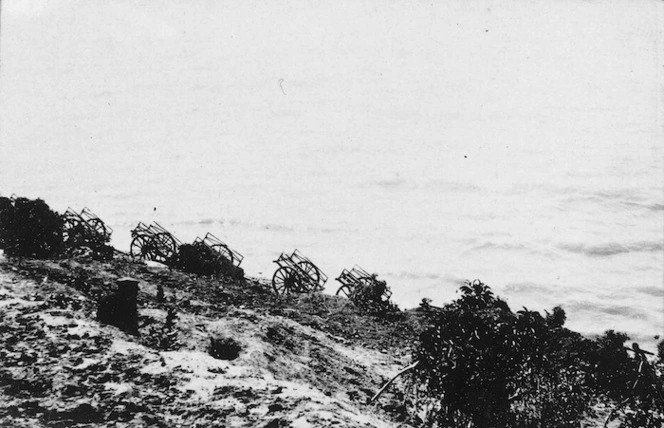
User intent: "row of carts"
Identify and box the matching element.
[128,222,244,268]
[63,208,387,299]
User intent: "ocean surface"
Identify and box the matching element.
[1,0,662,350]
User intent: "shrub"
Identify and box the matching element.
[607,338,664,428]
[408,280,664,427]
[411,280,595,427]
[350,275,399,316]
[172,242,243,280]
[0,197,13,249]
[0,196,64,258]
[588,330,636,400]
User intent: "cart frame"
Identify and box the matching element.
[62,207,113,248]
[129,222,182,264]
[335,265,392,300]
[271,249,327,295]
[193,232,244,267]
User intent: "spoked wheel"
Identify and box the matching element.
[151,233,177,263]
[211,243,234,265]
[336,285,354,298]
[296,261,320,288]
[88,218,111,241]
[272,267,300,295]
[130,235,151,260]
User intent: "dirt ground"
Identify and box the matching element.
[0,255,422,427]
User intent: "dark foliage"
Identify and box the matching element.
[349,276,399,317]
[0,197,12,249]
[0,196,64,259]
[410,280,663,427]
[588,330,636,400]
[609,338,664,428]
[172,242,243,280]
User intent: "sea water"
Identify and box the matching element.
[1,0,662,350]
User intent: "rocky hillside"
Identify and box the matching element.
[0,254,423,427]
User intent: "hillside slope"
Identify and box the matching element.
[0,255,421,427]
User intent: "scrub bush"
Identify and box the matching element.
[600,336,664,428]
[349,275,399,316]
[172,243,219,275]
[588,330,637,400]
[0,196,64,258]
[0,197,12,249]
[409,280,663,427]
[173,242,243,280]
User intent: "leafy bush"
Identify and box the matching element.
[172,243,218,275]
[588,330,636,400]
[604,337,664,428]
[172,242,243,280]
[0,197,12,249]
[0,196,64,258]
[409,280,664,427]
[349,275,399,316]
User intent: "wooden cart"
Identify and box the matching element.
[193,232,244,267]
[272,249,327,295]
[62,207,113,249]
[335,265,391,300]
[129,222,181,264]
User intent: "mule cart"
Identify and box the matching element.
[193,233,244,267]
[272,250,327,295]
[62,207,113,249]
[129,222,181,264]
[335,265,391,300]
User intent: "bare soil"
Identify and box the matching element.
[0,255,423,427]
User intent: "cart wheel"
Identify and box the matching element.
[130,235,149,260]
[296,261,320,287]
[152,233,177,263]
[272,267,299,295]
[336,285,354,298]
[88,218,110,240]
[211,243,234,265]
[145,240,160,262]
